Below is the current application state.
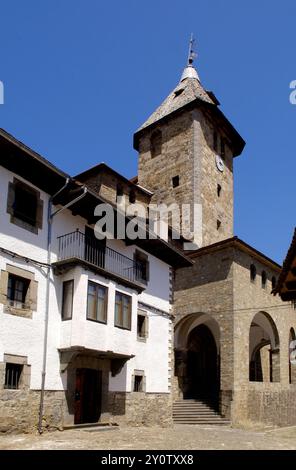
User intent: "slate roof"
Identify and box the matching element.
[137,75,215,133]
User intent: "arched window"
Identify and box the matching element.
[271,276,277,290]
[250,264,256,282]
[150,130,162,158]
[249,311,280,383]
[261,271,267,289]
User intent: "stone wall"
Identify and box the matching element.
[173,241,296,426]
[0,390,64,433]
[137,106,234,247]
[173,246,235,416]
[108,391,172,427]
[232,246,296,426]
[138,112,194,211]
[0,389,173,433]
[232,384,296,427]
[78,169,150,209]
[193,109,234,246]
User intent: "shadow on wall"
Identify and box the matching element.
[174,248,233,291]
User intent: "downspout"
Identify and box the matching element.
[38,181,88,434]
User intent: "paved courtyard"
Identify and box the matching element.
[1,424,296,450]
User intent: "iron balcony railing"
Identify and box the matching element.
[57,230,147,285]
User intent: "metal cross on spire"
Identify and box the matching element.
[187,33,197,66]
[180,33,200,82]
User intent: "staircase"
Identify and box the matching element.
[173,399,230,425]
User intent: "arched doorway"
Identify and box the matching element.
[174,313,220,406]
[186,324,219,402]
[249,311,280,382]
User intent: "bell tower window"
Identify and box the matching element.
[172,175,180,188]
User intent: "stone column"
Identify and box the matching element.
[270,348,280,382]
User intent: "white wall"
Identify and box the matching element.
[0,166,172,394]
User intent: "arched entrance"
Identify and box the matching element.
[174,313,220,406]
[186,324,219,401]
[249,311,280,382]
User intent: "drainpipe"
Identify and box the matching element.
[38,181,88,434]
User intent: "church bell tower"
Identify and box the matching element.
[134,36,245,248]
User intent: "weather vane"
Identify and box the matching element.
[187,33,197,66]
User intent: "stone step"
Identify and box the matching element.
[173,406,217,410]
[63,422,114,430]
[174,418,222,421]
[173,405,218,410]
[174,419,230,426]
[173,399,227,425]
[174,420,230,426]
[173,410,217,414]
[173,403,217,408]
[174,402,216,406]
[174,414,219,417]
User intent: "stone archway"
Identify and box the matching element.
[174,313,220,406]
[249,311,280,383]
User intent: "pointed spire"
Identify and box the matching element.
[181,33,200,82]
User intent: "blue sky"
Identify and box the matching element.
[0,0,295,263]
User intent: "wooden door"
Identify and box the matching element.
[74,368,102,424]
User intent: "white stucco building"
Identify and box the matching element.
[0,129,191,432]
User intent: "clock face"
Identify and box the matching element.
[215,154,224,172]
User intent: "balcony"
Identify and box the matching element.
[53,230,147,291]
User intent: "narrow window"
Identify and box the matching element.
[221,138,225,159]
[217,184,222,197]
[7,178,43,233]
[261,271,267,289]
[213,131,218,152]
[7,274,30,309]
[116,184,124,202]
[4,363,23,389]
[150,130,162,158]
[137,313,147,339]
[62,280,74,320]
[115,292,132,330]
[129,190,136,204]
[217,219,221,230]
[250,264,257,282]
[172,175,180,188]
[87,281,108,323]
[272,276,277,289]
[133,375,143,392]
[134,250,149,284]
[14,185,37,225]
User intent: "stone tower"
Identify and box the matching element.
[134,45,245,247]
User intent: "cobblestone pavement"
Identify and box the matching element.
[1,425,296,450]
